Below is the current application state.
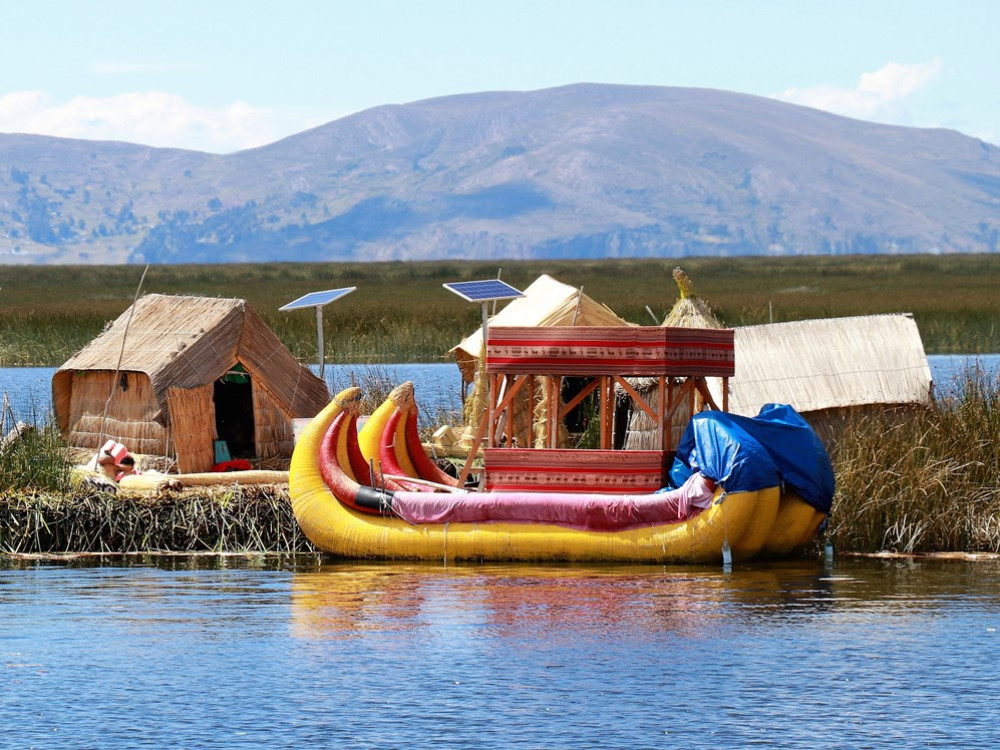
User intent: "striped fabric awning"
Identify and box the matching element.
[486,326,735,377]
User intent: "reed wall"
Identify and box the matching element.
[63,370,169,455]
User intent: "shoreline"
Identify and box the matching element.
[5,548,999,565]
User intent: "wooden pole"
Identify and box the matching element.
[94,264,149,464]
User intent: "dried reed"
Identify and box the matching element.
[0,485,315,555]
[829,366,1000,553]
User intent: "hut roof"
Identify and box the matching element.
[55,293,329,418]
[707,313,933,416]
[661,267,724,329]
[451,274,631,382]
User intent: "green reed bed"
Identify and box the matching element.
[0,411,73,494]
[3,255,1000,366]
[830,367,1000,554]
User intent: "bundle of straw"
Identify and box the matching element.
[661,267,724,329]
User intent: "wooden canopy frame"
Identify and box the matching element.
[457,325,735,486]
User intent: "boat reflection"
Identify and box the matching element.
[288,560,845,640]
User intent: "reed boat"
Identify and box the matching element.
[289,325,834,564]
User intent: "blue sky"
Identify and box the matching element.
[2,0,997,153]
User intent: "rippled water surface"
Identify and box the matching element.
[3,556,999,749]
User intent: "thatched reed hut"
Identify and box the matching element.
[450,274,632,448]
[53,294,330,473]
[704,313,933,443]
[620,271,933,449]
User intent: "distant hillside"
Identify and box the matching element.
[2,83,999,264]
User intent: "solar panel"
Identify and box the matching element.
[279,287,356,312]
[443,279,524,303]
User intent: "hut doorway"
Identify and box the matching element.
[214,368,255,459]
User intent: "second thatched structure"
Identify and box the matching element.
[704,313,933,444]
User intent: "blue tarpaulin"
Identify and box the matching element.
[669,404,835,513]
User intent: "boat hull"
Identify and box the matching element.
[290,389,779,564]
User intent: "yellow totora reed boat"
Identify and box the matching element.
[289,325,832,564]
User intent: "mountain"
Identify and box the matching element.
[2,83,999,264]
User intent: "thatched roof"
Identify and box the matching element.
[55,294,329,419]
[706,313,932,416]
[661,267,724,328]
[451,274,632,383]
[625,267,723,394]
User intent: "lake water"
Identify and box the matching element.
[4,359,1000,747]
[2,555,999,748]
[2,355,1000,426]
[0,363,465,429]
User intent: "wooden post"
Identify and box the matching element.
[548,376,561,448]
[599,375,611,449]
[666,379,675,451]
[489,375,498,448]
[657,375,666,451]
[527,374,535,447]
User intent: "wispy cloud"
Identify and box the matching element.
[0,90,302,153]
[773,59,943,125]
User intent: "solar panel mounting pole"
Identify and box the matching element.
[479,301,491,442]
[443,279,524,466]
[279,287,357,383]
[315,305,326,379]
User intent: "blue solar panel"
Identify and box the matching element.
[443,279,524,303]
[279,287,356,311]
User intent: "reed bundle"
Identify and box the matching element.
[0,486,315,555]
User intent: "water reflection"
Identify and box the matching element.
[3,555,1000,749]
[287,561,857,642]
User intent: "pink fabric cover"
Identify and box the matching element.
[390,472,716,531]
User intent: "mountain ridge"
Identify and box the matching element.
[2,83,998,264]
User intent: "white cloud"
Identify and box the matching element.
[0,89,299,153]
[773,59,943,125]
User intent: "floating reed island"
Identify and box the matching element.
[0,483,315,556]
[3,260,1000,558]
[4,363,999,558]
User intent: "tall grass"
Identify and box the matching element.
[830,366,1000,553]
[3,255,999,366]
[0,397,73,493]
